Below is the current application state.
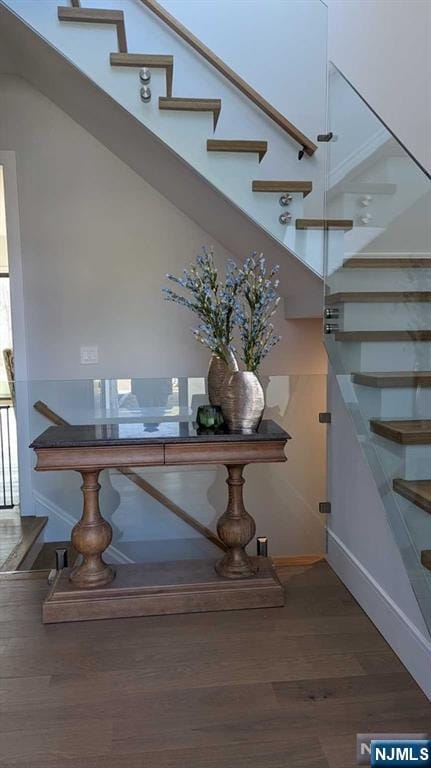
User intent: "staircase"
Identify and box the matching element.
[0,514,48,571]
[325,243,431,636]
[1,0,431,671]
[0,0,330,289]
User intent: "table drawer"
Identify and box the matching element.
[165,441,286,465]
[35,444,165,471]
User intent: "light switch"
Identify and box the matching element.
[80,346,99,364]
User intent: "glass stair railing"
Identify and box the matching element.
[10,374,326,565]
[3,0,328,275]
[324,64,431,633]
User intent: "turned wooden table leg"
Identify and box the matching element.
[70,469,115,588]
[215,464,258,579]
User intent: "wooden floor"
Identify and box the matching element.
[0,562,429,767]
[0,509,28,569]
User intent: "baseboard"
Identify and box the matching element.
[327,529,431,700]
[272,555,325,567]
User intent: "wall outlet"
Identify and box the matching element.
[80,346,99,364]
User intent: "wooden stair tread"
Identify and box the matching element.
[337,182,397,196]
[296,218,353,231]
[159,97,221,130]
[1,516,48,572]
[110,52,173,66]
[207,140,267,162]
[335,330,431,341]
[343,257,431,269]
[370,419,431,445]
[252,180,312,196]
[326,291,431,304]
[58,6,127,52]
[352,372,431,388]
[58,7,124,22]
[393,479,431,514]
[110,53,173,96]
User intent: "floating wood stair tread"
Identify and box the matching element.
[110,53,174,96]
[326,292,431,304]
[58,7,124,22]
[335,330,431,342]
[159,97,221,130]
[207,140,267,162]
[110,52,173,67]
[338,182,397,195]
[343,257,431,269]
[58,6,127,52]
[252,180,312,196]
[393,479,431,514]
[1,516,48,572]
[370,419,431,445]
[296,218,353,231]
[421,550,431,570]
[352,372,431,388]
[327,182,397,203]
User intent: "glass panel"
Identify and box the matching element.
[8,374,326,567]
[4,0,328,275]
[324,64,431,631]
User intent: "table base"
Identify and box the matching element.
[42,557,284,624]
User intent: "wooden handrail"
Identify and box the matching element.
[34,400,69,427]
[33,400,226,551]
[138,0,317,157]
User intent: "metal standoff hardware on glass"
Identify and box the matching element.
[139,67,151,84]
[279,194,293,207]
[140,85,151,103]
[279,212,292,225]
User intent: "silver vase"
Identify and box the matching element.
[207,349,239,407]
[221,371,265,433]
[207,354,229,407]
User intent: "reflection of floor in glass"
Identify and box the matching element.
[108,468,221,563]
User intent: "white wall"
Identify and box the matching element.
[160,0,327,140]
[0,74,327,556]
[327,0,431,172]
[327,368,431,699]
[0,75,326,382]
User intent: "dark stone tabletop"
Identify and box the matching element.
[30,419,290,449]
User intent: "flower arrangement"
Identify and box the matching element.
[163,249,281,374]
[234,255,281,373]
[163,248,241,366]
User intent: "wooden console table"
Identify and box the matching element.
[31,420,290,623]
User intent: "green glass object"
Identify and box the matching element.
[196,405,224,430]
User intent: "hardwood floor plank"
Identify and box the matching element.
[355,649,412,675]
[0,738,330,768]
[0,718,113,761]
[0,563,428,768]
[273,670,417,706]
[0,682,278,731]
